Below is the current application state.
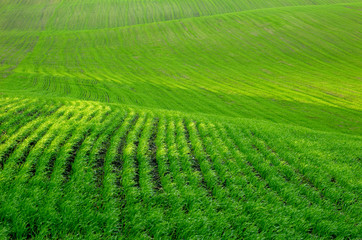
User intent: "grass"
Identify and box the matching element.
[0,0,361,239]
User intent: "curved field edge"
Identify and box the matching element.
[0,0,361,31]
[0,0,361,239]
[0,96,360,239]
[1,3,361,135]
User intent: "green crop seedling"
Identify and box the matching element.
[0,0,361,239]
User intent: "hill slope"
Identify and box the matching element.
[0,97,361,239]
[0,0,361,239]
[1,2,361,134]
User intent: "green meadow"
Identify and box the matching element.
[0,0,361,239]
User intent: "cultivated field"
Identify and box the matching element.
[0,0,361,239]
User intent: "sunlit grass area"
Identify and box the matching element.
[0,0,361,238]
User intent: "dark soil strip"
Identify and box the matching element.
[0,103,62,145]
[148,118,162,191]
[94,115,126,188]
[0,99,22,112]
[133,120,148,189]
[94,144,109,188]
[14,123,55,168]
[182,119,212,196]
[193,121,219,173]
[87,109,100,122]
[12,109,66,170]
[182,119,200,173]
[63,130,91,183]
[0,104,42,138]
[27,132,58,179]
[0,120,44,170]
[100,110,111,123]
[44,129,76,180]
[113,114,139,189]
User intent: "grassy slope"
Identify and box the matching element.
[0,0,361,239]
[0,98,360,239]
[1,2,361,134]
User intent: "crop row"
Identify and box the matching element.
[0,99,360,239]
[3,3,361,135]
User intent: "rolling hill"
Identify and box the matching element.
[0,0,361,239]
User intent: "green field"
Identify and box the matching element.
[0,0,361,239]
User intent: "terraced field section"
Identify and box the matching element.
[0,0,361,239]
